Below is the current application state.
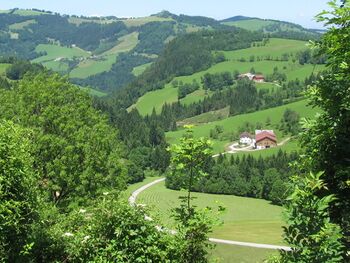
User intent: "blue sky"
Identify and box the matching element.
[0,0,330,28]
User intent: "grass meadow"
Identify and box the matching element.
[132,62,152,76]
[133,179,282,262]
[70,32,139,78]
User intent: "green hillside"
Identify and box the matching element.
[131,38,324,116]
[222,18,276,31]
[70,32,139,78]
[0,9,320,93]
[221,16,318,36]
[166,99,318,153]
[138,180,284,245]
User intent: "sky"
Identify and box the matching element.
[0,0,330,29]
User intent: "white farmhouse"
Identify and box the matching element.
[239,132,253,145]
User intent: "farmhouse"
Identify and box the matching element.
[253,74,265,82]
[238,73,265,83]
[239,132,254,145]
[255,130,277,149]
[238,72,255,81]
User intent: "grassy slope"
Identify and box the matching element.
[223,38,308,60]
[179,107,230,126]
[138,180,284,245]
[166,99,318,153]
[222,19,275,31]
[70,32,139,78]
[9,19,37,30]
[125,178,277,262]
[132,38,323,116]
[132,62,152,76]
[211,243,277,263]
[33,44,90,63]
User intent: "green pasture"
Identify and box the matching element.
[101,32,139,56]
[211,244,277,263]
[80,87,107,97]
[179,107,230,126]
[42,60,69,72]
[223,38,308,61]
[138,180,284,245]
[125,178,279,262]
[132,62,152,76]
[128,85,178,115]
[222,19,276,31]
[33,44,90,63]
[166,100,318,153]
[70,32,139,78]
[0,63,10,75]
[256,82,280,92]
[9,19,36,30]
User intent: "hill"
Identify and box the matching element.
[130,38,324,116]
[0,9,320,93]
[221,16,322,36]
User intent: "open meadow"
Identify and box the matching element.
[128,178,282,262]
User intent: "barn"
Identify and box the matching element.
[255,130,277,149]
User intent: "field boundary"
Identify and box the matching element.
[129,177,291,251]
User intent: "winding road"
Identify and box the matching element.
[129,177,291,251]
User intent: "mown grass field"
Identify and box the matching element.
[131,38,324,116]
[70,32,139,78]
[223,38,308,60]
[137,180,284,245]
[125,177,279,262]
[211,243,277,263]
[32,44,90,63]
[166,99,318,153]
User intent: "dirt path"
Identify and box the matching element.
[129,177,291,251]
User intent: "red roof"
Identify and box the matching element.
[253,75,265,80]
[256,131,276,143]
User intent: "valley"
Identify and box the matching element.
[1,3,348,262]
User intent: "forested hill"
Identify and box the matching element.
[0,8,320,93]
